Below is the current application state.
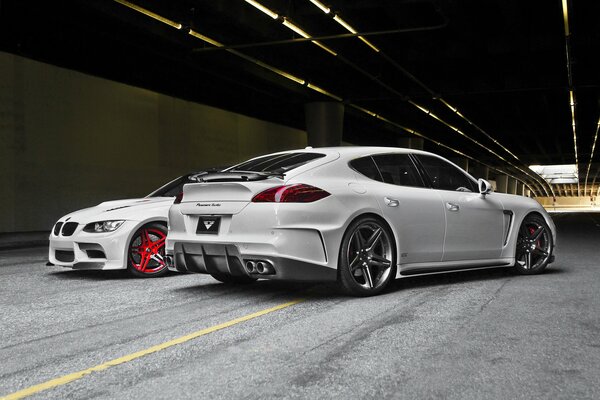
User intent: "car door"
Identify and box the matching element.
[350,154,445,265]
[414,154,505,262]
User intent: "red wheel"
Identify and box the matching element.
[127,223,168,278]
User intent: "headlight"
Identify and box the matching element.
[83,220,125,233]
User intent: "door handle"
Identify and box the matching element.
[384,197,399,207]
[446,202,460,212]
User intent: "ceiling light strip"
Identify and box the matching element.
[562,0,579,196]
[350,104,538,195]
[408,100,550,196]
[245,0,279,19]
[583,116,600,196]
[310,2,554,196]
[309,0,331,14]
[113,0,182,29]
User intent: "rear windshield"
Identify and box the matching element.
[147,175,197,197]
[229,152,326,174]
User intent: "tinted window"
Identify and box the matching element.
[230,152,325,173]
[148,175,196,197]
[416,155,477,192]
[349,156,383,182]
[372,154,424,187]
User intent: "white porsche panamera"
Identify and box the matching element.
[49,173,203,277]
[166,147,556,296]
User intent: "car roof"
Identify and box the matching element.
[270,146,435,159]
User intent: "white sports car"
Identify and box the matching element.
[49,173,201,277]
[166,147,556,296]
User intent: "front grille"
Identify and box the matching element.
[86,250,106,259]
[55,250,75,262]
[61,222,78,236]
[53,222,63,236]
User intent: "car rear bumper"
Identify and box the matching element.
[167,241,336,281]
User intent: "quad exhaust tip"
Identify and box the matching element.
[245,260,274,275]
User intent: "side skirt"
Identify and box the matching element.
[397,258,514,278]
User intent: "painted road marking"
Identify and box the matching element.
[0,299,304,400]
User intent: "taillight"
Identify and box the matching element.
[174,191,183,204]
[252,184,330,203]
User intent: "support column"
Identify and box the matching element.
[470,163,489,180]
[305,102,344,147]
[507,177,517,194]
[496,175,508,193]
[516,182,524,196]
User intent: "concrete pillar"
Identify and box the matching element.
[305,102,344,147]
[516,182,524,196]
[397,137,424,150]
[470,164,489,180]
[496,175,508,193]
[507,177,517,194]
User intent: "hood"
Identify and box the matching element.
[58,197,173,224]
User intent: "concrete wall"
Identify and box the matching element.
[0,52,307,232]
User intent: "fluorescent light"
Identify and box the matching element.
[188,30,223,47]
[333,15,356,34]
[309,0,330,14]
[358,36,380,52]
[114,0,182,29]
[245,0,279,19]
[311,40,337,56]
[282,19,310,38]
[307,83,342,101]
[561,0,570,35]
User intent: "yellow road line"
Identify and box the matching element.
[1,299,304,400]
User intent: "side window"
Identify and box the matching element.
[416,155,477,192]
[349,156,383,182]
[372,154,424,187]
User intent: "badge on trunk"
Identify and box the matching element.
[197,216,220,234]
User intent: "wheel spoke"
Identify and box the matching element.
[353,230,365,249]
[138,252,150,271]
[369,255,391,268]
[530,226,544,241]
[365,228,382,251]
[151,253,165,265]
[532,248,548,257]
[151,237,166,248]
[526,252,532,269]
[363,266,374,288]
[349,255,361,271]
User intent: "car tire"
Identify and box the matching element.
[209,272,257,284]
[338,216,397,296]
[513,214,553,275]
[127,222,169,278]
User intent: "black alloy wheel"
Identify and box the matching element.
[514,214,553,274]
[338,216,396,296]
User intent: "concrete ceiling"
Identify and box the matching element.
[1,0,599,195]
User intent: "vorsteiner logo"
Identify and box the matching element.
[203,220,215,230]
[196,203,221,207]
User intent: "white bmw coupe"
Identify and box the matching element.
[166,147,556,296]
[49,173,202,277]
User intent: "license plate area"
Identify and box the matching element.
[196,216,221,235]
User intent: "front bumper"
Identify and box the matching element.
[167,241,336,281]
[48,220,138,270]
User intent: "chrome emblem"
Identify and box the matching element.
[203,221,215,230]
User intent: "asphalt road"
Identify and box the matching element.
[1,212,599,399]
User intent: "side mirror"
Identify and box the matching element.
[478,178,492,196]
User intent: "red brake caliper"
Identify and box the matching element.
[131,228,166,273]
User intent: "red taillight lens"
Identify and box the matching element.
[174,191,184,204]
[252,184,330,203]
